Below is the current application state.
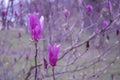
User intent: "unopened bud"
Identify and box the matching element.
[86,41,90,50]
[64,9,70,18]
[44,58,48,69]
[116,29,119,36]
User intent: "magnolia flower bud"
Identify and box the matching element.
[86,5,93,13]
[44,58,48,69]
[2,9,7,16]
[103,21,108,28]
[64,9,70,18]
[19,1,23,8]
[116,29,119,36]
[15,11,19,17]
[86,41,90,50]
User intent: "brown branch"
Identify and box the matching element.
[87,54,118,80]
[34,42,38,80]
[43,41,119,79]
[58,13,120,61]
[25,64,42,80]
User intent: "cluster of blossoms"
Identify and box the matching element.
[85,5,110,29]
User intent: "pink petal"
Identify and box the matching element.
[54,44,60,59]
[39,16,44,31]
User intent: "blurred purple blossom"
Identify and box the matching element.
[48,44,60,67]
[19,1,23,8]
[35,6,39,12]
[103,21,109,28]
[28,13,44,41]
[64,9,70,18]
[15,11,19,17]
[116,29,120,36]
[2,9,7,16]
[86,5,93,13]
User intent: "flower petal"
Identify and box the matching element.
[54,44,60,59]
[40,16,44,31]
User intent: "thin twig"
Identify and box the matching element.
[25,64,42,80]
[35,42,38,80]
[52,67,55,80]
[58,13,120,61]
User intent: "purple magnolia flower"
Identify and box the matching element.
[48,44,60,67]
[86,5,93,13]
[35,6,39,12]
[64,9,70,18]
[103,21,108,28]
[15,11,19,17]
[28,13,44,41]
[19,1,23,8]
[2,9,6,16]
